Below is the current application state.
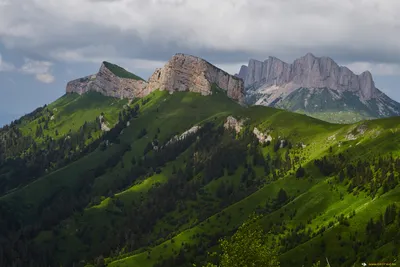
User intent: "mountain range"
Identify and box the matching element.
[236,53,400,123]
[0,53,399,267]
[67,54,244,103]
[68,52,400,124]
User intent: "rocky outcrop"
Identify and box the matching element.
[98,115,110,132]
[165,125,201,146]
[241,53,376,101]
[66,62,150,99]
[147,54,245,103]
[253,127,272,144]
[224,116,245,133]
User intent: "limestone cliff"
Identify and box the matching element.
[147,54,245,103]
[66,62,149,99]
[242,53,375,101]
[240,53,400,123]
[224,116,245,133]
[66,55,245,104]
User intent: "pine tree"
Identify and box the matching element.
[277,188,288,204]
[296,166,305,178]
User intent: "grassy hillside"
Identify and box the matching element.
[103,61,146,81]
[0,92,129,197]
[0,87,399,267]
[18,92,127,140]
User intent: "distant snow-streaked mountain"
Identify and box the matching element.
[236,53,400,123]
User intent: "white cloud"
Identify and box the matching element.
[36,73,55,83]
[0,54,55,83]
[20,58,55,83]
[20,58,52,75]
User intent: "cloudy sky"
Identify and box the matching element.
[0,0,400,125]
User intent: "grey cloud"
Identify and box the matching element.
[1,0,400,73]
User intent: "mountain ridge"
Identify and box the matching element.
[67,53,245,103]
[65,52,400,123]
[66,61,149,99]
[236,53,400,123]
[238,53,376,100]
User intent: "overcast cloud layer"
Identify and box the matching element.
[0,0,400,125]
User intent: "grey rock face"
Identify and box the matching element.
[235,65,248,81]
[66,63,149,99]
[67,54,245,104]
[240,53,400,123]
[242,53,375,101]
[147,54,245,103]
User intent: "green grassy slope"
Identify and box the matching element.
[18,92,127,141]
[107,116,400,267]
[1,87,399,267]
[105,102,400,267]
[0,91,134,214]
[0,92,130,197]
[103,61,146,81]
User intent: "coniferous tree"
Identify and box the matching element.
[296,166,305,178]
[277,188,288,204]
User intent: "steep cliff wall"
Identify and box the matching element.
[66,63,149,99]
[147,54,245,103]
[67,55,245,103]
[242,53,375,101]
[240,53,400,122]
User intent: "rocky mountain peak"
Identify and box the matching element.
[242,53,400,122]
[358,70,375,100]
[67,54,245,104]
[266,56,284,63]
[236,65,248,80]
[241,53,377,101]
[303,52,316,59]
[147,53,245,103]
[66,61,149,99]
